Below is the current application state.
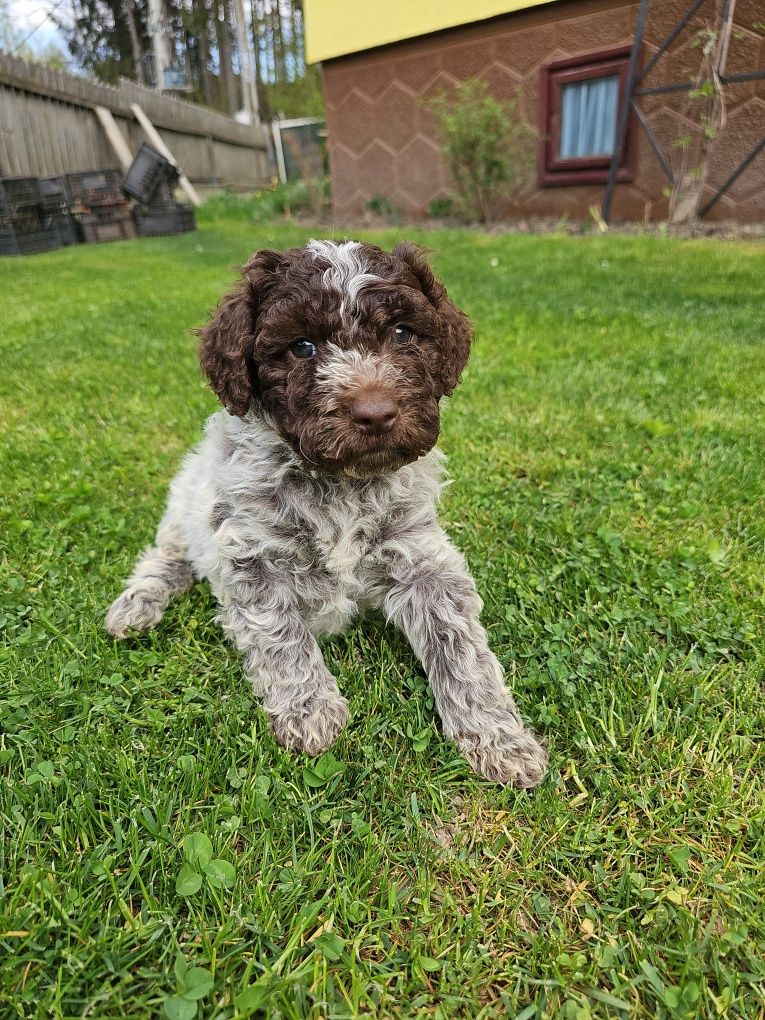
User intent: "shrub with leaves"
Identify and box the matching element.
[428,78,537,223]
[427,194,456,219]
[197,178,330,224]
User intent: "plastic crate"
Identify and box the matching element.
[38,202,78,245]
[66,169,125,209]
[144,174,179,208]
[0,177,42,216]
[0,218,60,256]
[58,214,79,246]
[133,202,195,237]
[39,176,71,210]
[78,207,136,243]
[8,205,45,233]
[48,211,79,246]
[122,143,178,203]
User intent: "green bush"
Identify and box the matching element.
[364,194,396,217]
[428,78,536,223]
[427,195,456,219]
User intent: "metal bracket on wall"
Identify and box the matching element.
[601,0,765,221]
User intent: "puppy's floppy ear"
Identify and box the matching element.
[197,249,281,416]
[392,241,473,395]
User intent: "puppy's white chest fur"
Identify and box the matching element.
[171,411,446,636]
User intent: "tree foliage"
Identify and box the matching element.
[0,0,68,67]
[51,0,322,119]
[58,0,145,83]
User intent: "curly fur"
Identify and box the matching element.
[107,240,546,788]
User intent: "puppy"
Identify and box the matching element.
[106,240,547,787]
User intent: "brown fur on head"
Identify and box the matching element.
[197,239,472,477]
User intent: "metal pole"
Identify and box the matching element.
[636,0,706,84]
[602,0,649,222]
[634,105,674,184]
[698,135,765,217]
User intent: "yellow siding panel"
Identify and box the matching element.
[304,0,560,64]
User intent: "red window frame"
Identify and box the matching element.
[538,44,638,186]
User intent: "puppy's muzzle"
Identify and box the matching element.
[349,387,399,436]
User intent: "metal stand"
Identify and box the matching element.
[601,0,765,221]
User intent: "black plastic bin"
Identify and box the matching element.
[39,176,71,208]
[66,169,124,209]
[56,214,79,246]
[122,143,178,203]
[0,217,61,256]
[40,209,78,246]
[146,175,179,207]
[0,177,42,217]
[77,206,136,243]
[133,202,195,237]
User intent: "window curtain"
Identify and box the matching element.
[559,75,619,158]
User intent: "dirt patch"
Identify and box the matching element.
[295,211,765,242]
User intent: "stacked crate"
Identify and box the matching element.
[39,177,78,246]
[66,169,136,242]
[122,144,195,237]
[0,177,61,256]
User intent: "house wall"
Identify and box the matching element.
[320,0,765,222]
[304,0,558,63]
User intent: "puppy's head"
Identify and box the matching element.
[198,240,472,477]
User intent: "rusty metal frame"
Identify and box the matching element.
[601,0,765,221]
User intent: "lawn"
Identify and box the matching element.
[1,218,764,1020]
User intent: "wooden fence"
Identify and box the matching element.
[0,53,272,188]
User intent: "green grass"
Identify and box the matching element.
[1,220,764,1020]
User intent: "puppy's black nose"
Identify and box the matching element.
[350,390,399,435]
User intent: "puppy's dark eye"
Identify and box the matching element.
[393,324,414,343]
[290,339,317,359]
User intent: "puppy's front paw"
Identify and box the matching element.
[268,690,349,757]
[456,716,547,788]
[105,589,165,638]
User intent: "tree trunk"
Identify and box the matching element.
[250,0,266,114]
[194,0,213,106]
[216,0,236,114]
[272,0,285,82]
[124,0,146,84]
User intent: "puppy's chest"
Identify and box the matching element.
[285,487,389,585]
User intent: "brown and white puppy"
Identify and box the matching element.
[106,240,547,788]
[198,239,470,477]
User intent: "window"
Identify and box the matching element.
[539,45,636,186]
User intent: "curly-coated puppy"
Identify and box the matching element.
[106,240,547,787]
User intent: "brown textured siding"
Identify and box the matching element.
[321,0,765,222]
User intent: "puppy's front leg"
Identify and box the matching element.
[380,536,547,788]
[219,563,348,755]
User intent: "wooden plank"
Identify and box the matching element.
[130,103,202,206]
[95,105,133,170]
[8,88,30,175]
[57,98,78,173]
[38,96,55,174]
[0,88,14,174]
